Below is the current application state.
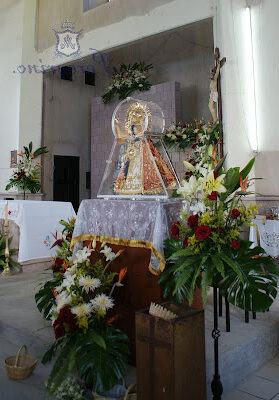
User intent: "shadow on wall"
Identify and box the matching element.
[254,151,279,196]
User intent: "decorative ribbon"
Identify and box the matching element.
[70,234,165,275]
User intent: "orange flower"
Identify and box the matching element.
[88,240,93,250]
[108,314,120,324]
[52,288,58,298]
[62,261,68,271]
[119,267,127,282]
[115,249,125,259]
[212,145,218,166]
[240,174,249,192]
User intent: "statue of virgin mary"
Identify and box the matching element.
[113,101,177,195]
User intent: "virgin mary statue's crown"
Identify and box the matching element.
[98,97,180,199]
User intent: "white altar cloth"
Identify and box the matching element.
[249,219,279,258]
[72,199,184,272]
[0,200,76,263]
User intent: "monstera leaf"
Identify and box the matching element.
[219,242,279,312]
[76,326,129,393]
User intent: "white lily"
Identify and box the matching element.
[73,247,93,264]
[177,176,202,198]
[100,245,115,261]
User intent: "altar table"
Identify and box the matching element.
[72,198,185,273]
[249,218,279,258]
[0,200,76,263]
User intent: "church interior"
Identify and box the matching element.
[1,1,279,400]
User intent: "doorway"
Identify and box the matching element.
[53,155,80,212]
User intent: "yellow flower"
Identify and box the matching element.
[200,211,213,225]
[248,203,260,214]
[188,235,197,246]
[200,172,226,195]
[77,316,88,330]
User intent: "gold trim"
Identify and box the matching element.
[71,234,165,275]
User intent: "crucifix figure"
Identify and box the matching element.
[209,48,226,123]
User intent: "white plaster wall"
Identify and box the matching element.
[42,71,93,202]
[214,0,255,171]
[0,0,24,192]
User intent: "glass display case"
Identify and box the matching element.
[97,97,180,199]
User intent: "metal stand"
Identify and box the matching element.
[211,286,223,400]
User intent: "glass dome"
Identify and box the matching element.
[112,97,165,141]
[98,98,180,199]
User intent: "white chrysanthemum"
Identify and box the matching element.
[73,247,93,264]
[71,303,92,317]
[91,294,114,311]
[100,246,115,261]
[56,292,72,312]
[78,276,101,294]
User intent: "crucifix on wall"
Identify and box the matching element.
[208,48,226,124]
[209,47,226,157]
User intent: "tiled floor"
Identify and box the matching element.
[225,355,279,400]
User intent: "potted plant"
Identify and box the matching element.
[35,220,129,396]
[159,156,279,398]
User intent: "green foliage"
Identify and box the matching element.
[102,62,153,103]
[35,277,61,320]
[161,237,279,313]
[43,325,129,394]
[0,233,19,271]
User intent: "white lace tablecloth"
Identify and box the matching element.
[249,219,279,258]
[72,199,184,273]
[0,200,76,263]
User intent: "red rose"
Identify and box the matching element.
[53,320,65,339]
[231,209,241,219]
[55,257,64,267]
[213,170,218,179]
[188,214,199,229]
[195,225,211,240]
[171,221,181,239]
[231,240,240,249]
[183,237,189,247]
[208,191,218,201]
[192,143,197,149]
[66,233,72,241]
[55,306,78,336]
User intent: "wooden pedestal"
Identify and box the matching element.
[135,303,206,400]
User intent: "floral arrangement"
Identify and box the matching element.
[50,377,87,400]
[35,219,129,395]
[102,62,153,104]
[159,156,279,312]
[163,119,222,153]
[6,142,48,196]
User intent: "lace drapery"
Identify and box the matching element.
[72,199,184,273]
[249,219,279,258]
